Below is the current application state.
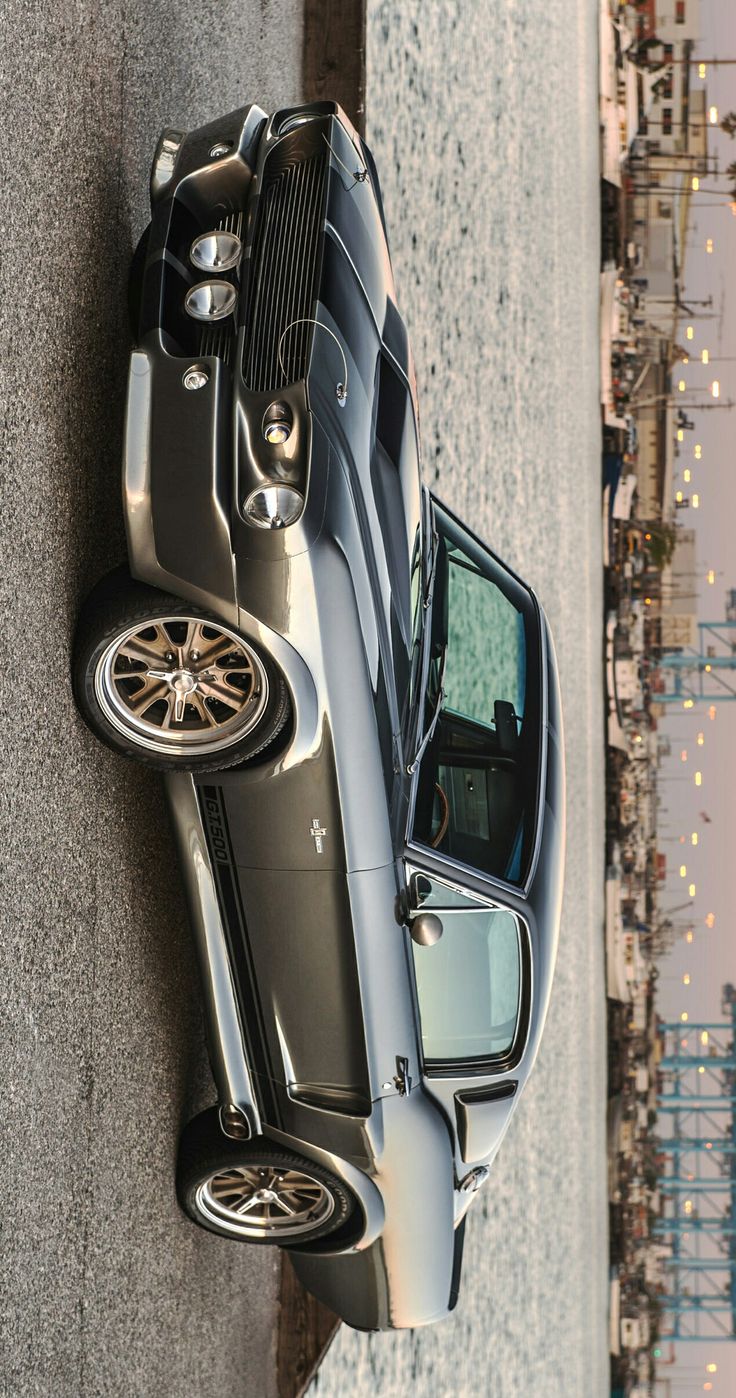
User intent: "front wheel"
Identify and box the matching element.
[72,569,290,772]
[177,1108,357,1246]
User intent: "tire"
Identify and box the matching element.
[72,567,290,772]
[128,223,151,340]
[177,1107,356,1246]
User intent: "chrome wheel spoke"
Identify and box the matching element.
[195,632,234,666]
[197,677,247,711]
[173,691,187,724]
[189,691,217,726]
[125,676,168,714]
[118,636,167,668]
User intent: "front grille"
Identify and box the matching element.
[197,211,243,365]
[242,152,327,392]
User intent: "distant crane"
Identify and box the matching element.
[655,985,736,1342]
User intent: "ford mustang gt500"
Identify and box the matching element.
[73,100,566,1331]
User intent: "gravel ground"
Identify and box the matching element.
[0,6,305,1395]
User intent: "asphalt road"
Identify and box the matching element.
[0,6,306,1394]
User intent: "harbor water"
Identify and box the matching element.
[310,2,607,1395]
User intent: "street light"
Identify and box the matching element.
[711,380,720,398]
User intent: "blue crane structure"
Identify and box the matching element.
[656,590,736,706]
[655,984,736,1341]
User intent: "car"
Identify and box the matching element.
[72,99,566,1332]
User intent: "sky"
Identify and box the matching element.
[652,2,736,1388]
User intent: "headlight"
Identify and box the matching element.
[243,485,304,530]
[190,231,243,273]
[184,280,238,322]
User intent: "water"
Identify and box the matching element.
[310,1,607,1395]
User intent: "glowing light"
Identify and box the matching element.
[699,1065,705,1074]
[706,1364,717,1374]
[705,239,714,254]
[684,699,694,710]
[695,444,702,458]
[704,664,712,673]
[697,733,704,746]
[692,493,700,508]
[681,1011,689,1022]
[684,1199,693,1214]
[706,569,715,583]
[681,750,688,762]
[686,930,694,943]
[705,913,716,928]
[689,882,696,896]
[709,106,719,125]
[684,469,691,482]
[708,705,716,720]
[711,380,720,398]
[676,490,684,503]
[678,379,686,392]
[683,973,691,985]
[705,1141,713,1150]
[701,1031,709,1046]
[683,355,690,365]
[692,176,700,190]
[686,326,694,340]
[695,771,702,786]
[680,864,687,877]
[644,596,652,606]
[691,833,698,846]
[698,62,707,78]
[677,428,684,442]
[702,349,710,363]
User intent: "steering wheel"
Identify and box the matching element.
[430,783,449,848]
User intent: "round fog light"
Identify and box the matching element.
[264,418,291,446]
[243,484,304,530]
[183,367,209,391]
[184,281,238,322]
[190,230,243,273]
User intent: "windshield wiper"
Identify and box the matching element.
[423,526,439,609]
[407,645,447,775]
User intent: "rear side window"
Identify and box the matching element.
[410,875,525,1071]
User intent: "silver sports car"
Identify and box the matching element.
[73,100,566,1331]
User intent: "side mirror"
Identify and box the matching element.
[409,912,444,947]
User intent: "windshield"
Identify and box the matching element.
[410,876,523,1068]
[410,503,541,886]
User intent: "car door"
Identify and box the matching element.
[403,864,530,1165]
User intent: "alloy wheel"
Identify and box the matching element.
[94,616,269,756]
[196,1164,335,1240]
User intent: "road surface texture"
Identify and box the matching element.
[0,5,309,1395]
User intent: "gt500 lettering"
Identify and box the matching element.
[203,794,229,864]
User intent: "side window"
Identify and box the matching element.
[409,874,523,1071]
[411,508,540,886]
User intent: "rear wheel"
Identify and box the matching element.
[72,569,290,771]
[177,1108,356,1246]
